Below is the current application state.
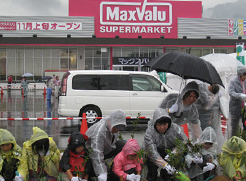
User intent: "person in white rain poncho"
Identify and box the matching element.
[185,127,218,181]
[195,83,226,152]
[159,81,202,142]
[85,109,127,181]
[229,67,246,137]
[144,108,187,181]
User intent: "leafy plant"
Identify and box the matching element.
[131,112,141,139]
[134,148,149,164]
[166,138,188,171]
[2,156,19,180]
[26,146,56,181]
[236,126,246,142]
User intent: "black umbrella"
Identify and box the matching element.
[42,76,53,80]
[145,52,224,87]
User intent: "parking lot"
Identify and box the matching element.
[0,88,147,149]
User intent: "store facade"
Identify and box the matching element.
[0,0,244,81]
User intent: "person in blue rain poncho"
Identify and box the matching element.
[159,81,202,142]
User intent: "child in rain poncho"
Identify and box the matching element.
[15,127,60,181]
[60,130,89,181]
[113,138,143,181]
[220,136,246,181]
[0,129,22,181]
[185,127,218,181]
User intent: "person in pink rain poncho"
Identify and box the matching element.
[113,138,143,181]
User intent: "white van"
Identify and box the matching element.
[58,70,177,125]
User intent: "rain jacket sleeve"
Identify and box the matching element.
[113,152,128,180]
[59,148,71,172]
[47,137,60,168]
[17,143,29,180]
[89,132,108,175]
[144,128,163,167]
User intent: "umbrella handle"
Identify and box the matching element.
[174,112,183,118]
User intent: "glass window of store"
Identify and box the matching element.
[0,47,6,80]
[84,46,110,70]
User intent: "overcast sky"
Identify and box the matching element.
[0,0,239,16]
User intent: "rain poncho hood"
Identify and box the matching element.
[86,109,126,176]
[122,138,140,156]
[195,127,217,144]
[113,138,142,180]
[17,127,60,181]
[0,129,22,174]
[220,136,246,179]
[68,130,85,152]
[222,136,246,155]
[26,127,49,147]
[195,127,218,162]
[144,108,187,167]
[159,81,201,141]
[237,67,246,77]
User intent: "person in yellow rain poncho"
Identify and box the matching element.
[0,129,22,181]
[15,127,60,181]
[219,136,246,181]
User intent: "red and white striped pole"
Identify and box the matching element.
[0,116,148,121]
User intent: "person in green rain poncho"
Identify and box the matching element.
[0,129,22,181]
[220,136,246,181]
[15,127,60,181]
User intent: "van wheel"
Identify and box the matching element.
[82,106,102,126]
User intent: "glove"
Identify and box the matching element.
[164,154,170,161]
[0,175,5,181]
[14,174,24,181]
[126,174,136,181]
[98,173,107,181]
[163,163,176,175]
[241,94,246,101]
[135,175,141,181]
[192,156,203,164]
[203,163,215,172]
[71,177,80,181]
[168,103,178,113]
[175,172,190,181]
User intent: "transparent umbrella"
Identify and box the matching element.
[22,73,33,77]
[201,53,244,75]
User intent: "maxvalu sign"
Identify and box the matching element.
[69,0,202,38]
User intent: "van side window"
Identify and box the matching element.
[72,75,129,90]
[131,75,166,92]
[99,75,129,90]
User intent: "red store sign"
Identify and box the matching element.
[69,0,202,38]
